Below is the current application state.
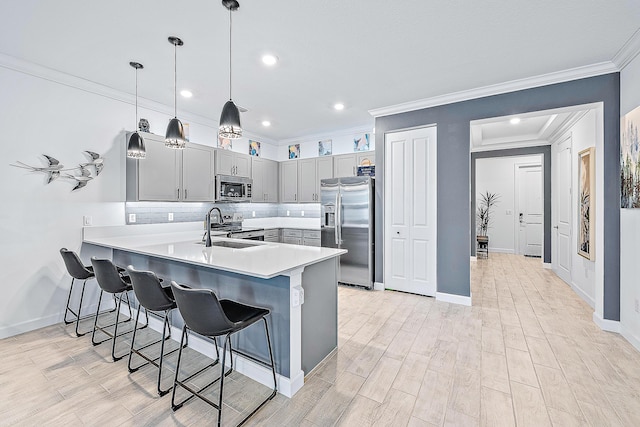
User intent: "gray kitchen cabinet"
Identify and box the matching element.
[303,229,321,247]
[264,228,280,242]
[126,132,213,202]
[280,160,298,202]
[333,152,375,177]
[182,144,214,201]
[215,149,251,177]
[298,157,333,202]
[251,157,279,202]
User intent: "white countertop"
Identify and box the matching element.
[83,223,344,279]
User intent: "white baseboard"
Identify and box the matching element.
[543,263,552,269]
[489,248,515,254]
[621,324,640,353]
[0,313,62,340]
[120,304,301,397]
[373,282,385,291]
[569,282,595,309]
[470,256,477,262]
[592,312,621,333]
[436,292,472,307]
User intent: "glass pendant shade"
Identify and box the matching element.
[127,131,146,159]
[165,117,186,149]
[219,100,242,139]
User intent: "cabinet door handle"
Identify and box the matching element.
[294,193,297,201]
[185,189,188,199]
[177,188,180,199]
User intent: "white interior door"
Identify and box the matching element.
[553,137,572,283]
[384,126,437,296]
[517,165,543,257]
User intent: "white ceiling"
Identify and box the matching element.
[1,1,639,141]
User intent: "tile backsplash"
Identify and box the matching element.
[125,202,320,225]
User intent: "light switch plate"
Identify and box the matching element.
[168,213,174,221]
[129,213,136,223]
[83,215,92,226]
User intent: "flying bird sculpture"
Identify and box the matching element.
[63,165,93,191]
[81,151,104,175]
[10,155,65,183]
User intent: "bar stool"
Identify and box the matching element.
[126,266,185,396]
[170,281,277,427]
[60,248,118,337]
[91,257,147,362]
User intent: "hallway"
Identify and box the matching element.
[1,254,639,426]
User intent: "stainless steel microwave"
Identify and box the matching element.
[215,175,252,202]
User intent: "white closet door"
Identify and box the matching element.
[554,137,572,284]
[384,126,437,296]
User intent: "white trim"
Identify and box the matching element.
[0,52,277,146]
[613,28,640,70]
[542,263,552,269]
[592,312,621,333]
[120,303,300,397]
[0,312,62,340]
[373,282,385,291]
[369,62,618,118]
[489,248,515,254]
[621,324,640,353]
[471,141,550,153]
[436,292,472,307]
[570,282,595,309]
[470,256,477,262]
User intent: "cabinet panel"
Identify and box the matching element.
[235,154,252,178]
[265,160,279,202]
[182,144,214,201]
[334,154,357,178]
[280,161,298,202]
[137,136,180,201]
[215,149,235,175]
[283,237,302,245]
[298,159,317,202]
[251,158,266,202]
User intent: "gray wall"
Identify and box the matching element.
[470,146,551,262]
[374,73,620,321]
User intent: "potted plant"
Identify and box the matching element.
[476,191,499,256]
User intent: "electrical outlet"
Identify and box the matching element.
[168,213,174,221]
[83,215,92,226]
[287,210,290,216]
[252,211,256,217]
[301,210,305,217]
[129,213,136,223]
[635,298,640,313]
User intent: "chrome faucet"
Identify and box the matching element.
[205,206,223,247]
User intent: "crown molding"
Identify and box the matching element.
[613,28,640,70]
[369,62,619,118]
[0,52,213,127]
[548,109,590,144]
[277,124,374,146]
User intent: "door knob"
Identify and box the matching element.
[553,225,559,229]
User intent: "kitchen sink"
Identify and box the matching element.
[199,241,259,249]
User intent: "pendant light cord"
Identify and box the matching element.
[229,7,232,101]
[135,67,139,128]
[174,42,177,118]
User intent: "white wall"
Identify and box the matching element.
[476,155,542,253]
[0,63,275,338]
[620,53,640,350]
[276,126,375,161]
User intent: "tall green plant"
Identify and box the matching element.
[477,191,500,236]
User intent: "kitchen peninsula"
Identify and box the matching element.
[82,222,346,397]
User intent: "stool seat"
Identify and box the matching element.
[219,299,269,329]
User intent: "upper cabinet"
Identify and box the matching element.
[280,160,299,202]
[251,157,278,202]
[298,157,333,202]
[215,149,251,178]
[333,152,375,178]
[126,132,214,202]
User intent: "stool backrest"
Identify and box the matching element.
[60,248,93,280]
[170,281,234,336]
[91,257,129,294]
[127,266,175,312]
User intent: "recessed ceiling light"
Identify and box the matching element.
[334,103,345,111]
[180,90,193,98]
[510,117,521,124]
[262,54,278,66]
[262,120,271,127]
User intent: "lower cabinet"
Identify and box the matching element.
[264,229,280,242]
[277,229,320,246]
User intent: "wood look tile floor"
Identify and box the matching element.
[2,253,640,426]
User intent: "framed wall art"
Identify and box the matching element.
[318,139,332,156]
[249,140,261,157]
[578,147,595,260]
[289,144,300,159]
[621,105,640,208]
[218,134,232,150]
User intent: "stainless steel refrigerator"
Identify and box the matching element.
[321,177,374,289]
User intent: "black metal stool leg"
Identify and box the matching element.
[156,310,171,396]
[171,325,188,411]
[264,317,278,395]
[73,280,88,337]
[127,304,143,372]
[217,333,230,427]
[63,278,77,324]
[111,293,124,361]
[91,290,105,345]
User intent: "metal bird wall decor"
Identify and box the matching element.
[10,151,104,191]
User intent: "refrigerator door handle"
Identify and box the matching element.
[337,193,343,245]
[335,194,340,245]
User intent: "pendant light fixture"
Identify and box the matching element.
[165,36,186,149]
[219,0,242,139]
[127,61,146,159]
